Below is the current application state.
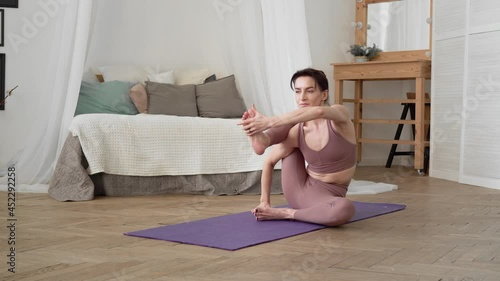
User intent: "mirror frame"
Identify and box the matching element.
[355,0,433,62]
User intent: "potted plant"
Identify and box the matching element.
[347,43,383,62]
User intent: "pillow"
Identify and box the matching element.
[175,68,210,85]
[129,83,148,113]
[195,75,247,118]
[146,82,198,116]
[147,70,175,84]
[98,65,156,83]
[81,68,101,84]
[203,74,217,83]
[75,81,138,116]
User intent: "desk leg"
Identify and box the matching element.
[414,78,425,171]
[334,80,343,104]
[354,80,363,163]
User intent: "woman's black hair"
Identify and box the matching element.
[290,68,329,92]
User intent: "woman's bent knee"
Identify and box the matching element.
[325,198,355,227]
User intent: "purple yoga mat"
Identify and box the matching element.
[125,201,405,251]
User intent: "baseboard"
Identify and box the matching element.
[429,170,459,182]
[460,175,500,191]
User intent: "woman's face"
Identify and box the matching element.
[294,76,327,108]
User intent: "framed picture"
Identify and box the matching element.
[0,9,4,47]
[0,0,18,8]
[0,54,5,110]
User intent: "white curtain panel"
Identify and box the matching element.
[216,0,312,116]
[56,1,96,158]
[0,1,93,191]
[261,0,312,115]
[215,0,271,115]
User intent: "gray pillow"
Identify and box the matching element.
[195,75,247,118]
[146,82,198,116]
[203,74,217,83]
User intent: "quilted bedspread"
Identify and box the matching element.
[69,114,275,176]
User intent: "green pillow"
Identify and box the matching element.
[75,81,138,116]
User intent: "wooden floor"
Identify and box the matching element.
[1,166,500,281]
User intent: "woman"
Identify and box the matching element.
[239,68,357,226]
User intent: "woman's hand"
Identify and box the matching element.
[238,105,271,135]
[251,202,271,216]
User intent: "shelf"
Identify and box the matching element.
[351,119,430,125]
[355,119,416,125]
[358,139,430,145]
[343,99,415,104]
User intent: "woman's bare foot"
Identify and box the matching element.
[253,206,296,221]
[241,106,270,155]
[250,132,270,155]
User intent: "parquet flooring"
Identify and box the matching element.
[1,166,499,281]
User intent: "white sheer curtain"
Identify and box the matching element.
[0,0,94,192]
[261,0,312,115]
[215,0,312,116]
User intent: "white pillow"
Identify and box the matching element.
[175,68,210,85]
[98,65,156,83]
[146,70,176,84]
[81,68,100,84]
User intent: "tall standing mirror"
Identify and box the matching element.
[355,0,433,61]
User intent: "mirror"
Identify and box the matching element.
[355,0,433,61]
[367,0,431,52]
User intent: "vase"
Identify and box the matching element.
[354,56,368,63]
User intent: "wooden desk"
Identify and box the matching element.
[331,60,431,172]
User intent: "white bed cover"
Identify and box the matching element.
[69,114,279,176]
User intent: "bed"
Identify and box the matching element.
[48,114,282,201]
[48,73,282,201]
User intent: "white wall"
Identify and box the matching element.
[431,0,466,181]
[85,0,230,80]
[0,0,424,169]
[0,1,62,169]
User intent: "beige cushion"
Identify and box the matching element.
[146,82,198,116]
[98,66,142,82]
[147,70,176,84]
[98,65,156,83]
[195,75,247,118]
[175,69,210,85]
[129,83,148,113]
